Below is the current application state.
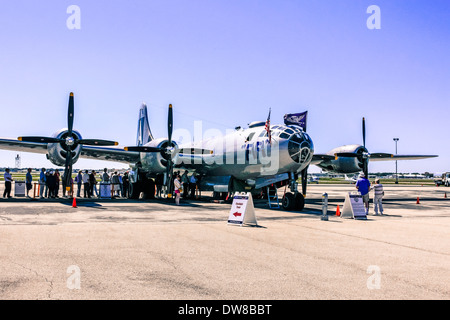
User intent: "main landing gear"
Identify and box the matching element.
[281,172,305,211]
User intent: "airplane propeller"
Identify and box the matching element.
[124,104,177,197]
[18,92,118,189]
[333,117,370,178]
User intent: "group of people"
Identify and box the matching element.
[1,168,131,199]
[74,168,130,199]
[356,172,385,215]
[3,169,384,212]
[37,168,63,199]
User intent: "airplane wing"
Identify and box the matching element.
[369,153,438,161]
[80,145,140,164]
[0,137,140,164]
[0,137,48,154]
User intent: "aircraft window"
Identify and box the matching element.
[258,130,267,137]
[280,132,290,139]
[246,132,255,141]
[285,129,294,135]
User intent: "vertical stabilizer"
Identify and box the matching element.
[136,103,154,146]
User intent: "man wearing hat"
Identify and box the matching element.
[356,172,371,214]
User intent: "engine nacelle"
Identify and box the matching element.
[319,144,366,173]
[140,138,178,173]
[46,129,83,167]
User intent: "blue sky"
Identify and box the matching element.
[0,0,448,174]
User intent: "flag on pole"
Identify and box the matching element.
[284,111,308,131]
[265,108,271,145]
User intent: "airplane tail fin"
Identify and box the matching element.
[136,103,154,146]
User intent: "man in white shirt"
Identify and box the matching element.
[82,170,90,198]
[372,178,384,215]
[3,168,13,198]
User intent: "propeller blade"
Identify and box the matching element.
[363,160,369,179]
[68,92,74,135]
[78,139,118,146]
[362,117,366,148]
[18,136,63,143]
[124,146,163,152]
[168,104,173,144]
[166,159,174,198]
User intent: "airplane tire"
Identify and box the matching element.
[295,193,305,211]
[142,179,156,200]
[282,192,296,211]
[128,182,141,200]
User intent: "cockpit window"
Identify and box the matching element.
[285,128,294,135]
[246,132,255,141]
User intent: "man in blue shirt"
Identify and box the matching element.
[26,168,33,198]
[39,168,46,199]
[356,172,371,214]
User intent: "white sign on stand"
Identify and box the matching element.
[99,183,112,199]
[340,192,367,220]
[228,192,258,227]
[14,181,26,197]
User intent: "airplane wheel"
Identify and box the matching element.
[282,192,296,211]
[142,179,156,200]
[295,193,305,211]
[128,182,141,199]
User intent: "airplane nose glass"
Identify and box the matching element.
[288,133,311,163]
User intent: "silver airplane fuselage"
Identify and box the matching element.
[140,123,314,180]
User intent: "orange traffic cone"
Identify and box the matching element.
[336,205,341,217]
[416,197,420,204]
[72,197,77,208]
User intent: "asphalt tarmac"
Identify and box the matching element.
[0,184,449,300]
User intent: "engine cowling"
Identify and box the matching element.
[321,144,367,173]
[46,129,83,167]
[140,138,178,173]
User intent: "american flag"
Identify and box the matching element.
[265,108,271,145]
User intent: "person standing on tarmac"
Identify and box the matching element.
[39,168,46,199]
[174,174,183,205]
[371,178,384,215]
[181,170,189,198]
[89,170,98,198]
[76,170,83,198]
[26,168,33,198]
[3,168,13,198]
[122,171,129,198]
[356,172,371,215]
[82,170,90,198]
[189,174,197,199]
